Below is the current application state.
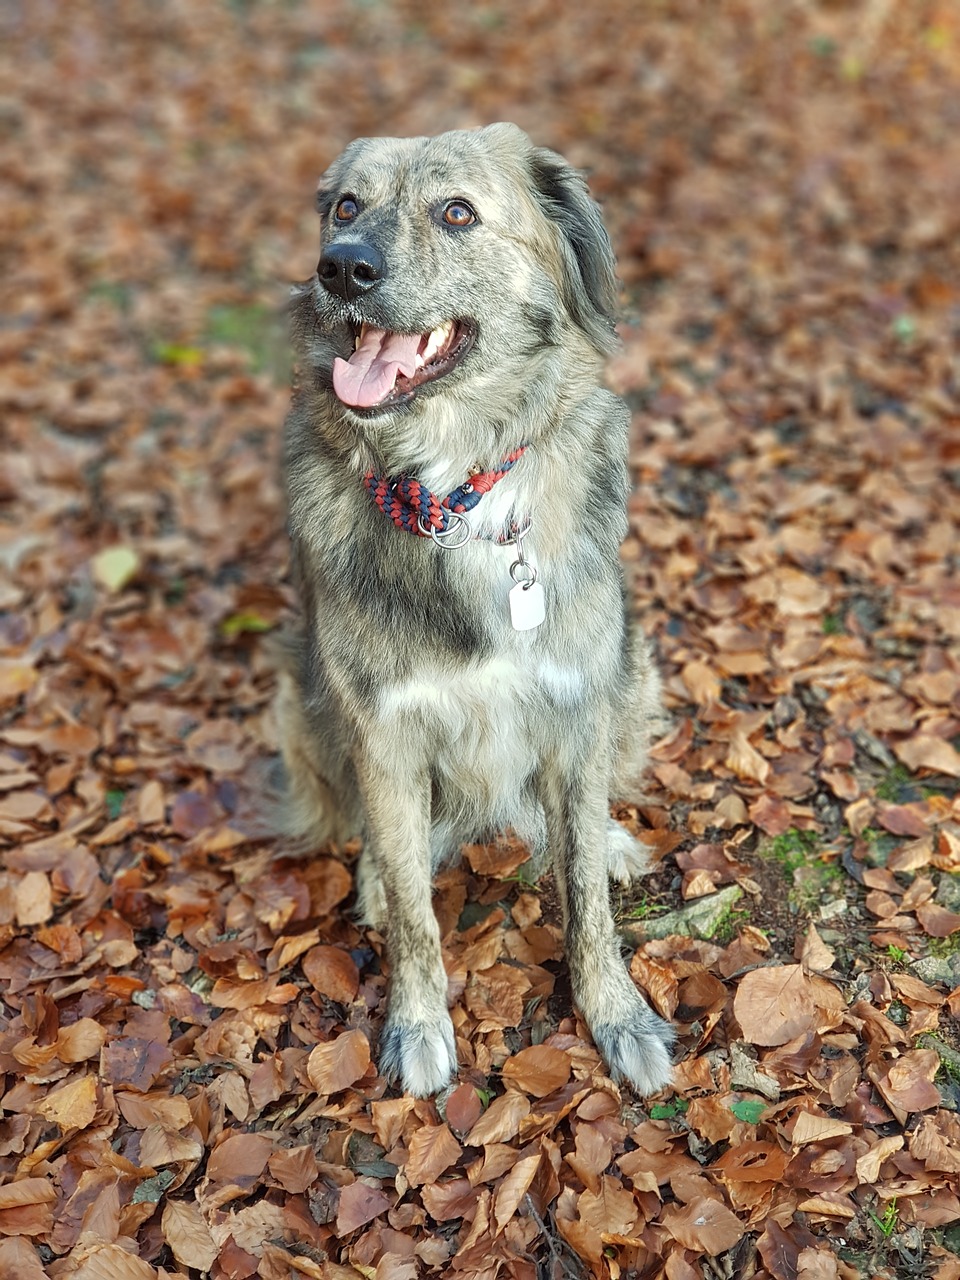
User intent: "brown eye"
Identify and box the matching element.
[443,200,477,228]
[335,197,360,223]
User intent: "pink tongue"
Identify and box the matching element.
[332,327,422,407]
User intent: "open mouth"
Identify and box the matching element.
[331,318,476,410]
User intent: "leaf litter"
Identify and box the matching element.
[2,2,960,1278]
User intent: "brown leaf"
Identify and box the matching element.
[335,1180,391,1236]
[56,1242,158,1279]
[137,779,165,826]
[445,1082,483,1135]
[0,1238,47,1280]
[0,1178,57,1210]
[661,1195,744,1254]
[267,1144,319,1194]
[302,944,360,1002]
[725,731,771,784]
[712,1142,789,1183]
[14,871,53,927]
[909,1112,960,1173]
[577,1175,639,1240]
[893,734,960,778]
[464,1091,531,1146]
[35,1074,98,1130]
[138,1124,204,1168]
[874,1049,941,1117]
[916,901,960,937]
[371,1096,416,1151]
[757,1218,820,1280]
[57,1018,107,1063]
[404,1122,462,1188]
[798,923,835,973]
[170,789,220,837]
[681,659,722,706]
[748,793,795,836]
[855,1135,904,1184]
[501,1044,571,1097]
[162,1198,217,1272]
[734,965,841,1046]
[493,1152,540,1232]
[100,1037,173,1092]
[790,1111,853,1147]
[116,1091,193,1130]
[206,1130,274,1184]
[306,1029,371,1095]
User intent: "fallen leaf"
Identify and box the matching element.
[92,544,141,592]
[404,1122,462,1188]
[162,1198,217,1272]
[35,1074,98,1131]
[661,1195,744,1254]
[302,944,360,1002]
[306,1029,371,1095]
[501,1044,571,1097]
[335,1180,391,1237]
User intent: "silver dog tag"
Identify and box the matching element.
[509,580,545,630]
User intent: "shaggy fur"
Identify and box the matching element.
[278,122,674,1096]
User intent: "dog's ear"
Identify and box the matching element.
[528,148,619,354]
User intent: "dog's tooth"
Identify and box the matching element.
[422,320,452,363]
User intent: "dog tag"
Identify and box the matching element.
[509,579,545,630]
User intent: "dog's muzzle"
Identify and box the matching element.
[317,241,385,302]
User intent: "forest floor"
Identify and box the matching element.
[1,2,960,1278]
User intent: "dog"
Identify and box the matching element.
[276,122,675,1098]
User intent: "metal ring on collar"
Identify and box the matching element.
[509,559,538,586]
[495,516,533,547]
[418,511,472,549]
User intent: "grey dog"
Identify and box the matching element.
[276,122,675,1097]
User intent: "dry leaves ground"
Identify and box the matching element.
[1,2,960,1278]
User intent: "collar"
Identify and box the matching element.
[363,445,528,548]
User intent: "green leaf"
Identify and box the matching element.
[219,611,274,636]
[650,1099,688,1120]
[132,1169,175,1203]
[730,1098,766,1124]
[152,342,204,366]
[106,788,126,821]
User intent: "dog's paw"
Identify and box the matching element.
[590,1005,675,1096]
[379,1013,458,1098]
[606,818,652,885]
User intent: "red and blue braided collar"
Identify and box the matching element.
[363,444,527,540]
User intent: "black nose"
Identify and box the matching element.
[317,242,385,301]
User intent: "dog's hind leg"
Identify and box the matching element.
[357,744,457,1097]
[540,719,675,1096]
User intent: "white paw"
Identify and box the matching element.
[590,1014,675,1095]
[379,1014,458,1098]
[578,968,675,1095]
[606,818,652,885]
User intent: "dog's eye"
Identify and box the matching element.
[442,200,477,228]
[335,197,360,223]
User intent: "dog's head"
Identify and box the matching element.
[296,123,619,422]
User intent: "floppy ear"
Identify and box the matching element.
[528,148,620,354]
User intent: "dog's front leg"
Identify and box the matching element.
[540,721,675,1096]
[357,745,457,1097]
